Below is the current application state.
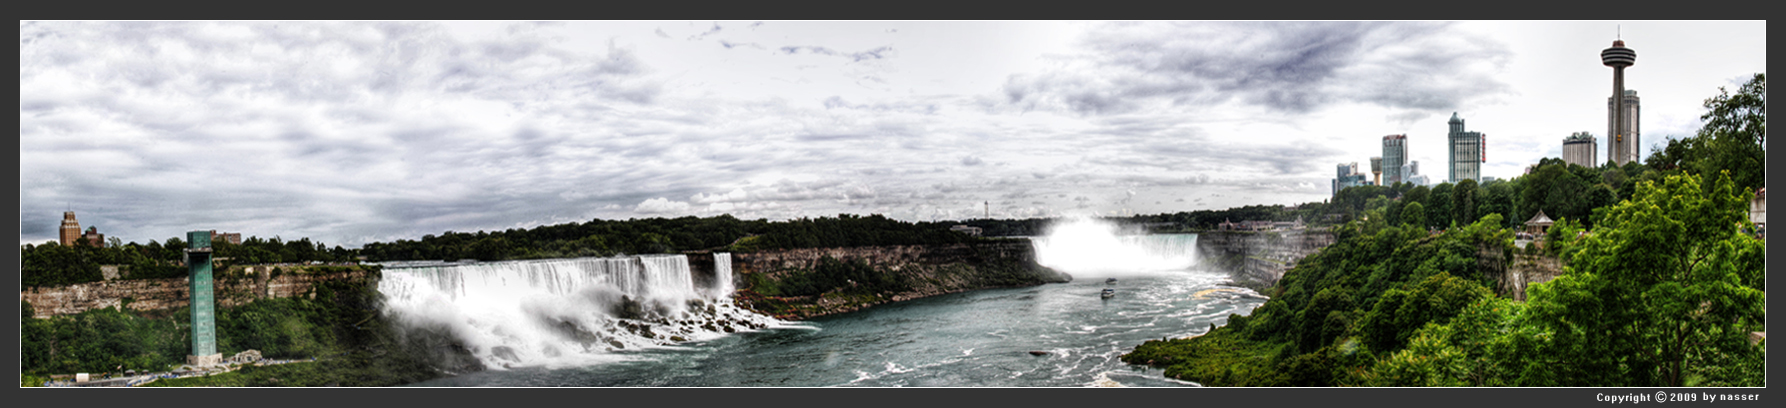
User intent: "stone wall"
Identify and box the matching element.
[1195,230,1335,291]
[729,240,1069,320]
[19,266,375,318]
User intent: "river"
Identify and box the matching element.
[392,221,1266,387]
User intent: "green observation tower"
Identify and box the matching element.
[186,231,222,366]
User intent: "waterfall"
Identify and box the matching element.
[710,253,734,299]
[378,254,780,369]
[1031,218,1199,278]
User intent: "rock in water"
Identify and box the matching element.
[1028,350,1049,356]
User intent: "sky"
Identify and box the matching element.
[18,21,1767,247]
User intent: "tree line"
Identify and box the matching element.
[21,235,357,288]
[357,213,982,262]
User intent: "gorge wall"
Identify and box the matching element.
[19,265,376,318]
[1195,230,1335,292]
[1480,249,1565,301]
[727,240,1071,320]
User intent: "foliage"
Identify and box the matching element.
[1542,217,1586,260]
[1400,202,1425,229]
[359,214,981,262]
[21,268,462,386]
[1363,297,1549,386]
[1124,79,1764,387]
[20,233,356,287]
[1646,73,1765,193]
[1367,172,1766,387]
[1357,273,1496,353]
[1124,213,1510,386]
[20,306,189,375]
[1521,171,1765,386]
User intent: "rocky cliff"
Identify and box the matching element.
[19,265,376,318]
[1482,250,1565,301]
[1195,230,1335,291]
[727,240,1070,320]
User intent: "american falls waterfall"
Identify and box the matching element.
[378,253,782,369]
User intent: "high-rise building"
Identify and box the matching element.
[1401,160,1428,186]
[1602,39,1638,165]
[56,211,104,247]
[1563,131,1598,168]
[1607,90,1641,164]
[1332,162,1371,196]
[1382,134,1407,185]
[59,211,81,246]
[1369,157,1383,186]
[1447,112,1485,183]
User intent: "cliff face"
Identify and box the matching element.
[1483,250,1564,301]
[729,240,1070,320]
[19,266,375,318]
[1195,230,1335,291]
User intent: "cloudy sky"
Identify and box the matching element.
[18,21,1767,247]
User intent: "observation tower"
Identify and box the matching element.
[1602,39,1637,165]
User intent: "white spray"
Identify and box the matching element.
[378,253,782,369]
[1030,217,1198,278]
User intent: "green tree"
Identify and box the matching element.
[1427,183,1452,230]
[1523,171,1765,386]
[1401,201,1426,229]
[1451,179,1478,229]
[1695,73,1766,191]
[1477,180,1515,229]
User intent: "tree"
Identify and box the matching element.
[1477,181,1515,229]
[1427,183,1453,230]
[1523,171,1765,386]
[1451,179,1478,229]
[1644,74,1765,193]
[1519,164,1593,227]
[1401,201,1426,229]
[1696,73,1766,191]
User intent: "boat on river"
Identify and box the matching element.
[1100,288,1116,299]
[1105,278,1117,284]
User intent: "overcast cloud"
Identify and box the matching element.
[18,21,1767,247]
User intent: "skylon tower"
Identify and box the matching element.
[1602,39,1637,165]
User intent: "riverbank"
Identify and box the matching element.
[33,357,318,387]
[21,274,468,387]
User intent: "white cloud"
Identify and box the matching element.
[634,197,691,214]
[17,21,1767,246]
[691,188,750,204]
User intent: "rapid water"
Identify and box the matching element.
[395,219,1267,386]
